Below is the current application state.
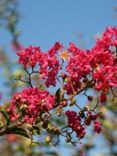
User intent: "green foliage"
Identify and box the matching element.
[0,109,10,126]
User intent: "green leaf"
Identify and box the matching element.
[9,127,31,138]
[32,141,41,146]
[55,88,61,103]
[55,88,64,104]
[0,109,10,126]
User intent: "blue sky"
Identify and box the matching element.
[1,0,117,50]
[17,0,117,49]
[0,0,117,155]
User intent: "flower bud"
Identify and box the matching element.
[60,100,68,107]
[44,136,51,144]
[52,126,59,134]
[83,106,89,111]
[87,96,93,101]
[85,117,92,125]
[61,73,67,80]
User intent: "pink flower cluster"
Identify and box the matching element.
[66,110,102,139]
[91,27,117,90]
[17,46,41,68]
[16,27,117,92]
[9,26,116,141]
[66,111,86,138]
[17,42,63,87]
[8,88,55,124]
[64,27,117,94]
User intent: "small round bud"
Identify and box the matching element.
[7,108,12,113]
[44,136,51,144]
[60,100,68,107]
[61,73,67,80]
[85,117,91,125]
[52,126,59,134]
[87,96,93,101]
[83,106,89,111]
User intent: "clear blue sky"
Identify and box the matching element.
[0,0,117,155]
[17,0,117,49]
[1,0,117,49]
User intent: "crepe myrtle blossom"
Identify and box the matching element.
[8,88,55,124]
[0,27,116,144]
[17,42,63,87]
[63,27,117,94]
[66,110,101,139]
[66,111,86,139]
